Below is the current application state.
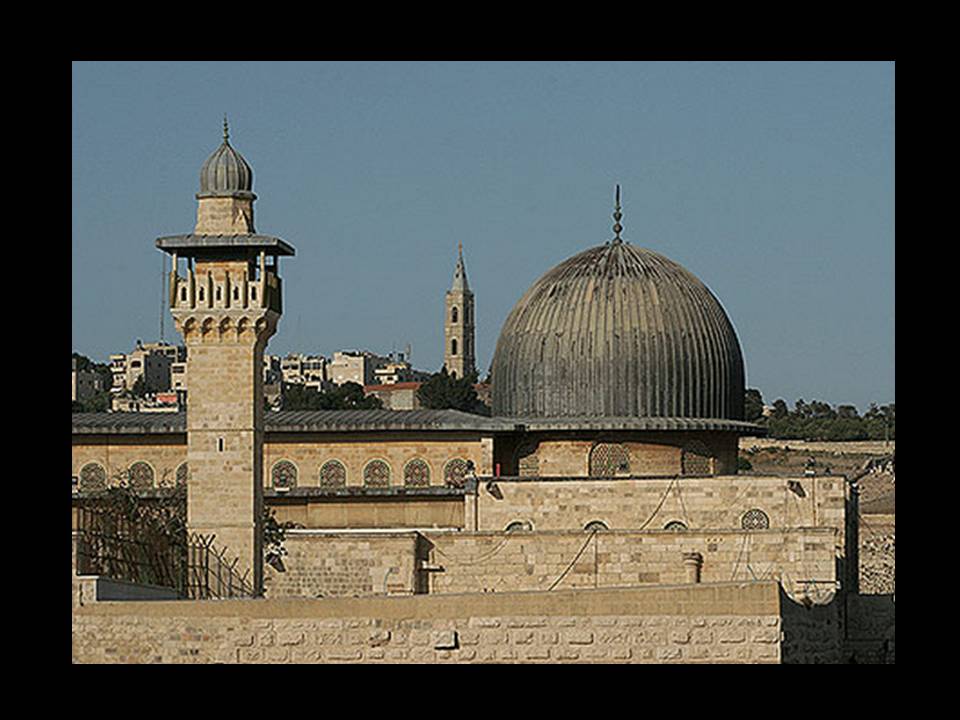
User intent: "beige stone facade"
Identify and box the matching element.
[72,582,790,664]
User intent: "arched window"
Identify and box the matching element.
[198,287,205,302]
[175,463,188,488]
[682,440,713,476]
[741,509,770,530]
[584,520,608,532]
[180,287,187,302]
[79,463,106,492]
[505,520,533,532]
[404,459,431,487]
[664,520,688,531]
[319,460,346,488]
[128,462,155,490]
[444,458,471,486]
[451,306,459,323]
[271,460,298,490]
[364,460,391,487]
[589,443,630,476]
[451,338,458,356]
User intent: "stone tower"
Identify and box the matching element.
[156,119,295,592]
[444,242,475,379]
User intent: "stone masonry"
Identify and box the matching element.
[73,582,785,664]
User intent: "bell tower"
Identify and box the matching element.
[156,119,295,593]
[444,242,475,379]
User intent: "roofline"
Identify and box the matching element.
[155,234,295,256]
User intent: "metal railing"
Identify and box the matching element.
[75,504,255,599]
[76,504,188,594]
[186,533,254,599]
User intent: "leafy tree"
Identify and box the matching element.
[837,405,859,420]
[417,367,488,415]
[744,388,764,422]
[281,382,382,411]
[771,399,789,419]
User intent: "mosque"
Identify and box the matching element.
[72,126,885,663]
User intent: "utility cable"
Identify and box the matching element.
[547,529,599,591]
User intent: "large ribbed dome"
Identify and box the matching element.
[491,240,745,420]
[198,119,254,198]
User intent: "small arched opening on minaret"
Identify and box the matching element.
[451,338,458,356]
[452,306,459,323]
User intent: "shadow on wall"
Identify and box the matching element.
[779,587,895,664]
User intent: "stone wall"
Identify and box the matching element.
[269,496,465,529]
[780,589,843,664]
[72,435,187,488]
[845,593,895,664]
[264,532,426,598]
[475,475,848,543]
[421,528,837,602]
[494,431,738,477]
[265,432,490,489]
[73,432,490,491]
[72,582,785,664]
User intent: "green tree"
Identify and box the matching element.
[744,388,764,421]
[417,367,488,414]
[281,382,383,411]
[771,399,789,419]
[837,405,859,420]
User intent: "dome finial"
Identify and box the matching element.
[612,184,623,244]
[223,114,230,143]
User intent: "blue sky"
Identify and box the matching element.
[72,61,894,411]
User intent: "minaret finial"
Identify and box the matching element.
[458,240,463,259]
[223,114,229,142]
[612,184,623,243]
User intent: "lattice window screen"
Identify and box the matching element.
[741,508,770,530]
[589,443,630,476]
[682,440,714,476]
[272,461,298,490]
[319,461,346,488]
[404,459,431,487]
[128,462,155,490]
[79,463,106,492]
[364,460,391,488]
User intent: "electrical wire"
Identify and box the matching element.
[547,529,599,591]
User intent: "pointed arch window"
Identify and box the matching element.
[451,306,459,324]
[451,338,458,356]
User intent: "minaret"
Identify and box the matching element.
[156,118,295,593]
[444,242,475,379]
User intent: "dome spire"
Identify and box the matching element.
[223,114,230,143]
[612,184,624,244]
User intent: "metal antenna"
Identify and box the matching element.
[612,184,623,244]
[159,252,166,342]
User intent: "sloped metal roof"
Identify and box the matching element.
[72,409,511,435]
[155,234,295,256]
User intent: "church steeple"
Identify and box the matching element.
[444,242,476,380]
[451,240,470,292]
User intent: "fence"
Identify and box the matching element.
[75,503,254,599]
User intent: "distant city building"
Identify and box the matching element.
[372,354,430,385]
[71,358,103,402]
[328,350,392,386]
[364,381,423,410]
[110,340,185,395]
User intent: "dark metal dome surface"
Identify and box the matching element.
[198,120,254,198]
[491,241,745,420]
